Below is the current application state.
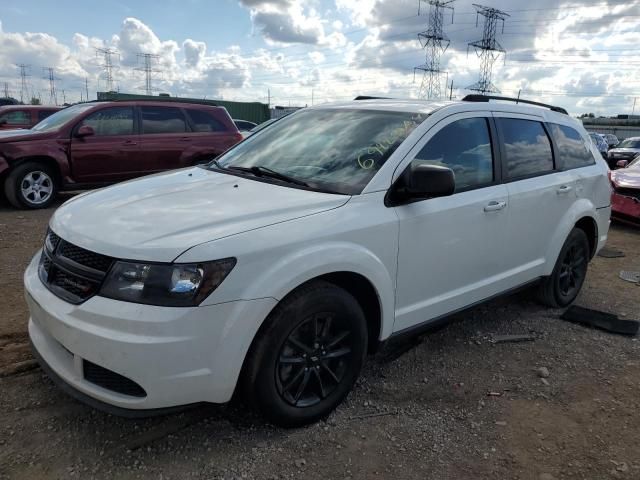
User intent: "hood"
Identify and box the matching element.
[0,129,52,143]
[609,148,640,156]
[611,167,640,189]
[50,167,350,262]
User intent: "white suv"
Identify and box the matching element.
[25,96,611,426]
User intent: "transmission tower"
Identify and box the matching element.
[43,67,58,105]
[96,48,118,92]
[136,53,161,96]
[2,82,9,99]
[414,0,455,100]
[466,4,509,95]
[18,64,31,103]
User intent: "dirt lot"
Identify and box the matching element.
[1,196,639,480]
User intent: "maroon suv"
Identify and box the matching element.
[0,101,243,208]
[0,105,62,130]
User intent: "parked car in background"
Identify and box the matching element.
[608,137,640,169]
[0,105,62,130]
[610,155,640,225]
[25,96,610,426]
[233,119,257,132]
[0,100,242,208]
[603,134,619,148]
[589,133,609,160]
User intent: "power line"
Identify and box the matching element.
[415,0,455,100]
[466,4,510,94]
[43,67,58,105]
[136,53,161,95]
[96,48,118,92]
[17,64,30,103]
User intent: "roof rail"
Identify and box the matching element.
[354,96,392,101]
[462,94,568,115]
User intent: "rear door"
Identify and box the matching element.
[393,112,510,333]
[138,105,191,171]
[494,114,576,283]
[70,106,140,183]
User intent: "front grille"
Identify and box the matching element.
[39,229,113,304]
[58,241,112,272]
[83,360,147,397]
[614,187,640,200]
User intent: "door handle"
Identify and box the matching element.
[122,140,137,146]
[179,137,191,142]
[557,185,573,194]
[484,201,507,212]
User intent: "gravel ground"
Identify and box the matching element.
[0,196,639,480]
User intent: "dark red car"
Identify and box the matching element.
[0,105,62,130]
[610,156,640,226]
[0,101,243,208]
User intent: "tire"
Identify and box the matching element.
[242,280,368,427]
[537,228,590,308]
[4,162,58,209]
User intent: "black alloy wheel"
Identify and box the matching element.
[276,312,353,408]
[537,228,590,308]
[242,280,368,427]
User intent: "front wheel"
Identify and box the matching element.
[242,280,368,427]
[4,162,58,209]
[537,228,590,308]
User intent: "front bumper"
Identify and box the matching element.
[25,252,277,411]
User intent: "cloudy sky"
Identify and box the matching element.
[1,0,639,116]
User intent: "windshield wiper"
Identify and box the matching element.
[227,165,309,187]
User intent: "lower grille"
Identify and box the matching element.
[83,360,146,398]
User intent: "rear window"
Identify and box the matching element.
[186,109,227,132]
[498,118,554,179]
[550,124,595,170]
[141,106,188,134]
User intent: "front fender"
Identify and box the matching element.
[543,198,597,276]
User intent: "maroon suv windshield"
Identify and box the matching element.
[31,104,95,132]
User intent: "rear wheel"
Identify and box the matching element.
[242,280,368,427]
[4,162,58,209]
[537,228,590,308]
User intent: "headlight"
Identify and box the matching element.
[100,258,236,307]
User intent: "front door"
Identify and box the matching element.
[70,106,140,183]
[393,113,510,333]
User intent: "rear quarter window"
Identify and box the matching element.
[186,109,227,132]
[550,124,595,170]
[497,118,554,179]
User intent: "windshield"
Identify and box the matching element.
[214,108,427,195]
[616,138,640,149]
[31,104,96,132]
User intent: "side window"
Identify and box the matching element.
[37,110,57,122]
[141,107,188,134]
[498,118,554,179]
[550,124,596,170]
[80,107,134,136]
[1,110,30,125]
[412,117,494,191]
[186,109,226,132]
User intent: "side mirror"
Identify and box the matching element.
[75,125,95,138]
[616,160,629,169]
[387,164,455,206]
[0,119,7,126]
